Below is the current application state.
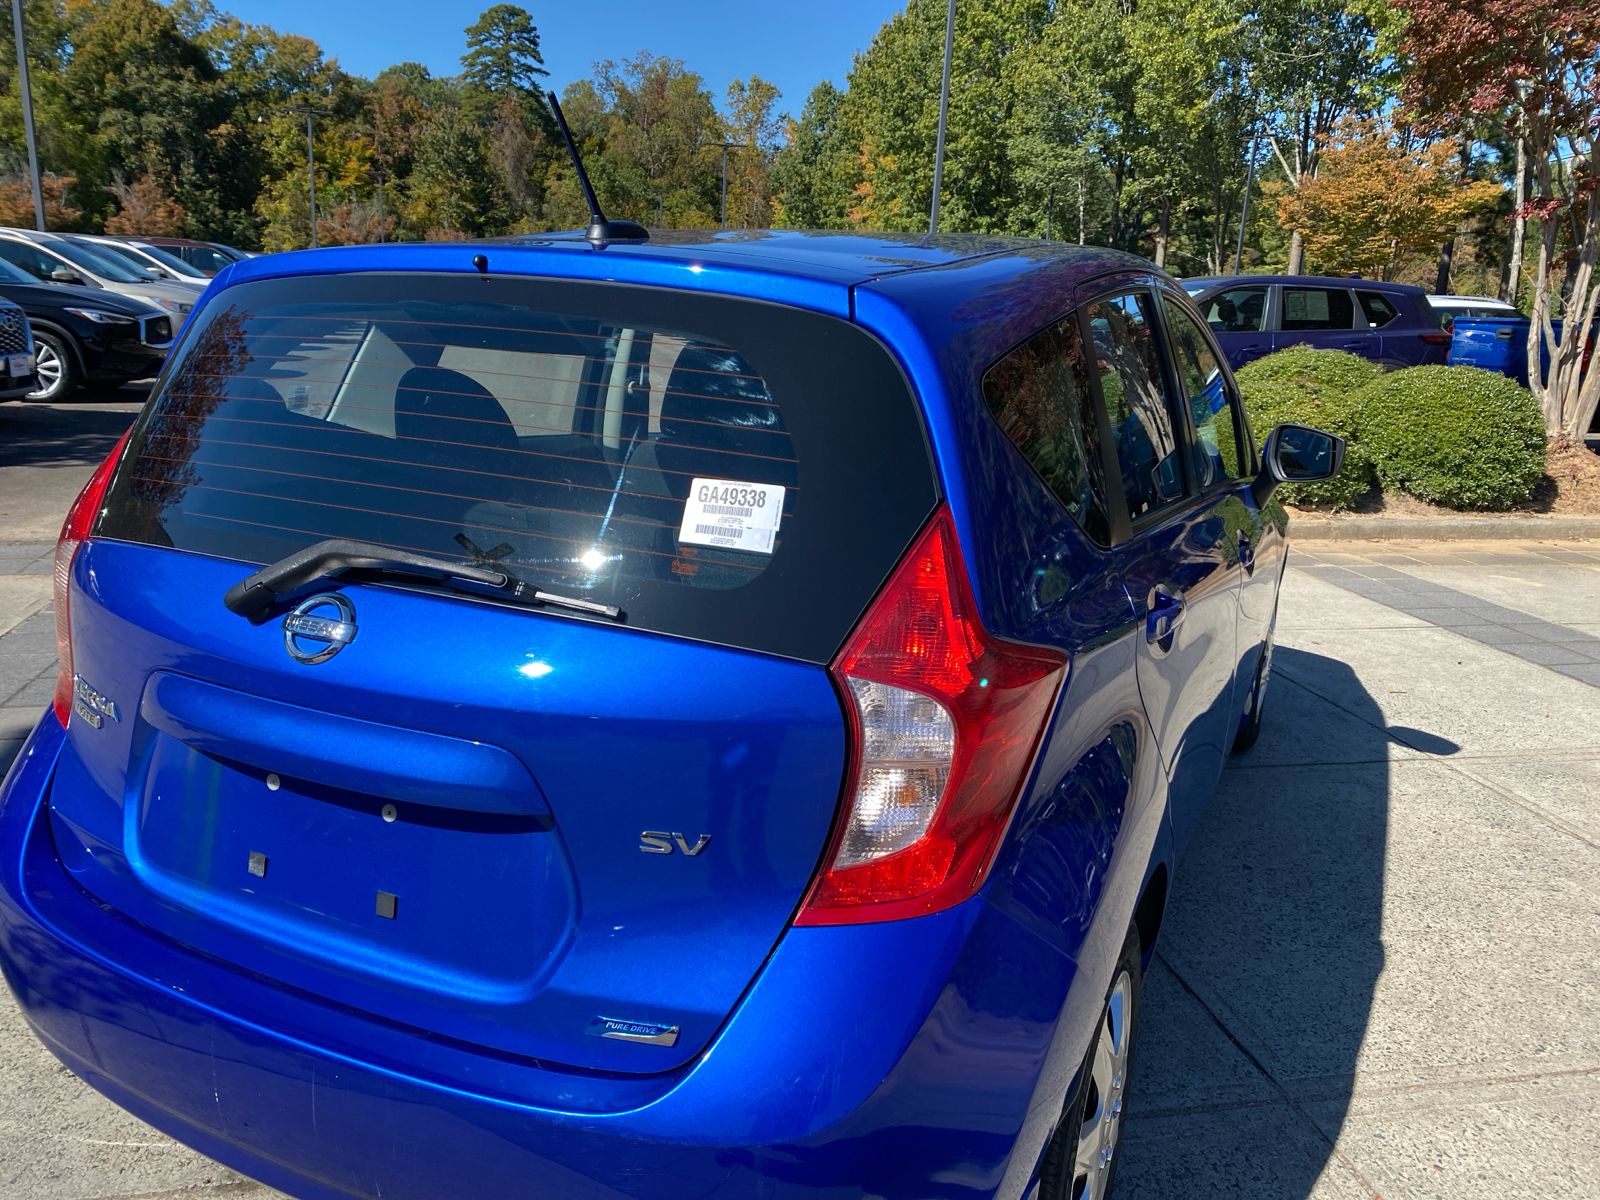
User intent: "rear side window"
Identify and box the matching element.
[1199,287,1268,333]
[1281,287,1355,331]
[98,273,939,663]
[1085,293,1185,524]
[1357,291,1402,328]
[983,312,1111,545]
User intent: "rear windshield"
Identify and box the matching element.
[98,273,939,663]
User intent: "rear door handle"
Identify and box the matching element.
[1146,587,1186,644]
[1341,341,1371,350]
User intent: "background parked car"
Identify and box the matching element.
[0,228,200,322]
[0,256,172,400]
[1428,294,1523,324]
[1182,275,1450,371]
[0,297,36,399]
[74,234,213,285]
[118,235,252,276]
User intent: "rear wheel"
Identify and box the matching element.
[1040,924,1142,1200]
[28,329,80,401]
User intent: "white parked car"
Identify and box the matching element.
[0,228,200,321]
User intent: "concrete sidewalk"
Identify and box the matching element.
[1118,541,1600,1198]
[0,541,1595,1198]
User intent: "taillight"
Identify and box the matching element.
[1420,331,1451,345]
[796,507,1067,926]
[53,430,131,726]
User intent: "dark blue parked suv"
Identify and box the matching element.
[1183,274,1451,371]
[0,231,1337,1200]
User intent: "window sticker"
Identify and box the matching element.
[678,478,786,555]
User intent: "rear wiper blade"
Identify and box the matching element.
[223,538,624,623]
[224,539,510,622]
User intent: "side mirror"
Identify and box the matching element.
[49,267,83,285]
[1252,423,1346,507]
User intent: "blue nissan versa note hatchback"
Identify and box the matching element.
[0,229,1339,1200]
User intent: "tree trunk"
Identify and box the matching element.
[1154,193,1169,269]
[1435,239,1454,295]
[1286,229,1304,275]
[1503,133,1526,307]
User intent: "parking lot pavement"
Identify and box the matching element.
[0,392,145,543]
[1119,540,1600,1200]
[1,532,1597,1198]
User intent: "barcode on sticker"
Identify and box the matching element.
[679,477,786,556]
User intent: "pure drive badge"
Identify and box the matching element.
[586,1017,680,1047]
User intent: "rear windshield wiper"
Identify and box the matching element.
[223,538,621,623]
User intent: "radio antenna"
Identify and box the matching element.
[546,91,649,243]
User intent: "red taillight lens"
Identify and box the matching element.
[1420,331,1451,345]
[53,430,131,727]
[796,507,1067,926]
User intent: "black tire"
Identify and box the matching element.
[1039,923,1142,1200]
[28,328,81,401]
[1232,625,1274,754]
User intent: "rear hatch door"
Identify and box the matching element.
[54,271,938,1071]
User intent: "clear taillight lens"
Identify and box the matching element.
[797,507,1068,926]
[837,679,954,866]
[52,430,131,727]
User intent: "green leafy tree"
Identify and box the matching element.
[772,81,855,228]
[462,5,547,98]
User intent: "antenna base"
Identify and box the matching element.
[587,218,650,243]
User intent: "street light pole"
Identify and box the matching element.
[1232,124,1260,274]
[10,0,44,231]
[716,141,748,230]
[928,0,956,235]
[288,104,332,249]
[376,169,385,244]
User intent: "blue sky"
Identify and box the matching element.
[215,1,902,118]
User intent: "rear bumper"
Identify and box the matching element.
[0,713,1078,1200]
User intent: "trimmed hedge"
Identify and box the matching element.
[1235,348,1378,509]
[1354,366,1546,510]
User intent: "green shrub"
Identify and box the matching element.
[1354,366,1546,510]
[1235,352,1376,510]
[1235,344,1383,398]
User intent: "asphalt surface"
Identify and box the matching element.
[0,392,1595,1198]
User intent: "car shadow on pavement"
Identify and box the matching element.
[1117,645,1407,1198]
[0,390,145,470]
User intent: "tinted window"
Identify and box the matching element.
[1165,302,1245,488]
[186,246,236,273]
[98,274,939,663]
[0,239,67,281]
[1200,286,1268,333]
[1086,293,1184,524]
[1356,291,1401,328]
[1281,287,1355,331]
[983,312,1111,545]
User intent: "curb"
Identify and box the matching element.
[1288,516,1600,541]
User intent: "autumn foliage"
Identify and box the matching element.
[1275,118,1498,279]
[103,172,187,236]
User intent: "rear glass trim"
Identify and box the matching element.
[97,272,940,664]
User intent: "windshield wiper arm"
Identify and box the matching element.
[224,539,510,621]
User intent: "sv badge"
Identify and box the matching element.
[640,831,712,856]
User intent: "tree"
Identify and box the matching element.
[1253,0,1395,273]
[772,82,855,228]
[1401,0,1600,440]
[462,5,547,98]
[104,170,186,234]
[1274,117,1498,279]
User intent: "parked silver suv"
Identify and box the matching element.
[0,229,201,320]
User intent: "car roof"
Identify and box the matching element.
[1182,274,1426,296]
[1429,294,1516,307]
[221,227,1149,298]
